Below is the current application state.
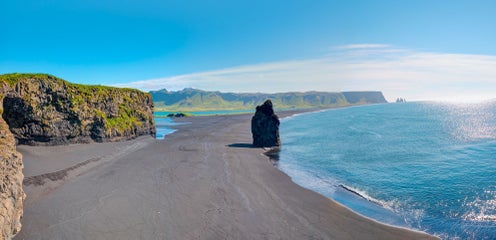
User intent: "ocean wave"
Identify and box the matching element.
[280,108,331,121]
[277,161,340,196]
[339,184,426,230]
[339,184,392,210]
[280,114,302,121]
[347,126,383,139]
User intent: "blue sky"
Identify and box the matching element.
[1,0,495,101]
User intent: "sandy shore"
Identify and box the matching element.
[14,113,438,240]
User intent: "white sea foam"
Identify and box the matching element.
[339,184,426,230]
[278,162,339,195]
[339,184,393,211]
[462,191,496,222]
[280,108,331,122]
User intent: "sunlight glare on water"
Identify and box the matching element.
[279,101,496,239]
[438,102,496,142]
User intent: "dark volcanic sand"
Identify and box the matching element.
[15,113,437,240]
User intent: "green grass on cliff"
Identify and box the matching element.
[105,103,143,134]
[0,73,59,86]
[0,73,137,92]
[106,111,142,134]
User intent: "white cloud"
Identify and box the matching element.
[336,43,391,50]
[115,45,496,102]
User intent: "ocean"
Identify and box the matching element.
[278,102,496,239]
[155,110,255,139]
[154,117,181,139]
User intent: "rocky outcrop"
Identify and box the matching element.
[0,92,25,240]
[1,73,156,145]
[251,100,280,147]
[0,73,156,237]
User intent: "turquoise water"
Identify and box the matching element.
[279,102,496,239]
[155,110,254,117]
[155,117,183,139]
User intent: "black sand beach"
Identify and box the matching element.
[15,113,437,240]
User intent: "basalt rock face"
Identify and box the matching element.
[0,87,25,240]
[251,100,281,147]
[1,73,156,145]
[0,73,156,237]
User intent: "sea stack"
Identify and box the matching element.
[251,99,281,147]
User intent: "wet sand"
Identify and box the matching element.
[14,113,438,239]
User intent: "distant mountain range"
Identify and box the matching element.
[150,88,388,112]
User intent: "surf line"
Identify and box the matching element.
[339,184,385,207]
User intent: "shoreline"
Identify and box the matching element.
[174,109,439,238]
[15,111,438,239]
[277,108,415,228]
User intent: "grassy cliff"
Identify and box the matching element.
[0,73,155,145]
